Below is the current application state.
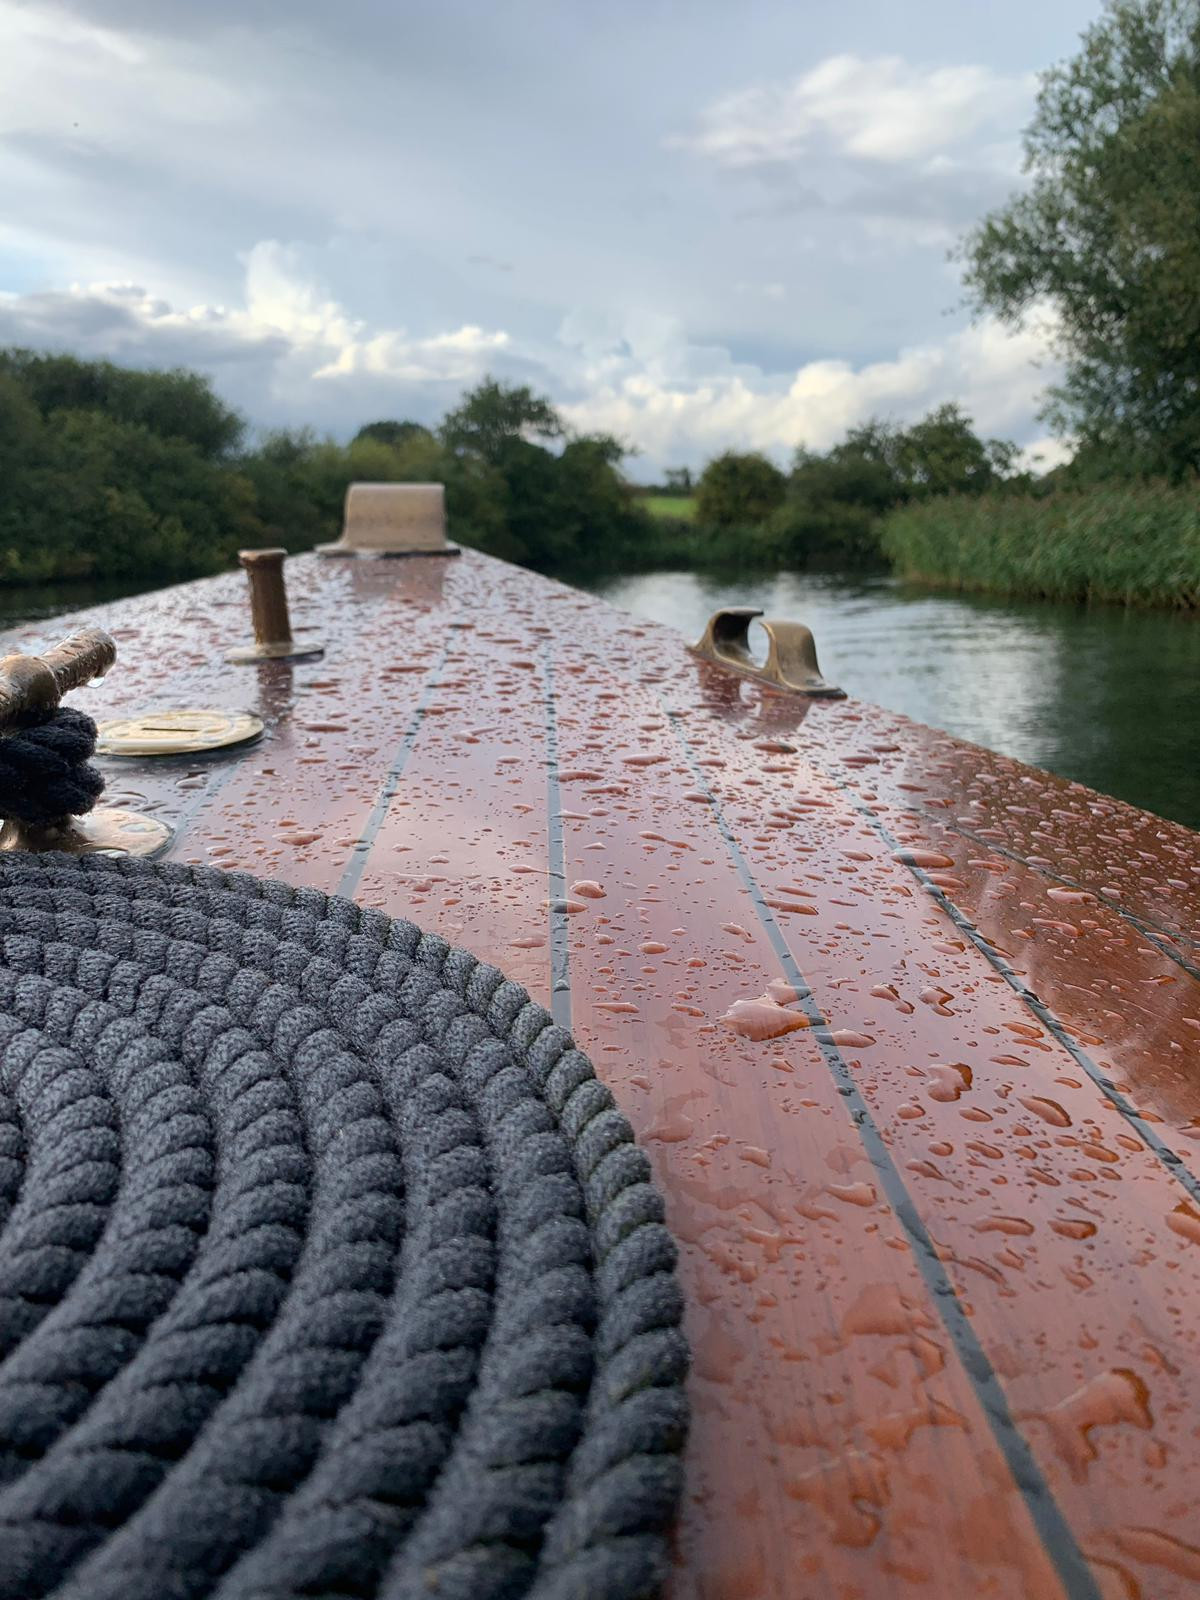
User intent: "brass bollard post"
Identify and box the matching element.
[225,549,324,663]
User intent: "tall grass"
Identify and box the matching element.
[882,484,1200,609]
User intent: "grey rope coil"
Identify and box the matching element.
[0,849,688,1600]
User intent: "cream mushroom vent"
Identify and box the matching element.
[317,482,460,557]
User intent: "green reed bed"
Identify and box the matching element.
[882,484,1200,609]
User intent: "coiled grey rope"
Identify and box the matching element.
[0,849,687,1600]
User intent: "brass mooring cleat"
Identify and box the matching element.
[691,607,845,698]
[0,627,173,858]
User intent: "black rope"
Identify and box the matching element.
[0,850,687,1600]
[0,707,104,824]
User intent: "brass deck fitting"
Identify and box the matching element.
[0,627,173,858]
[317,483,461,557]
[226,548,324,663]
[0,627,115,726]
[691,607,845,698]
[95,709,264,757]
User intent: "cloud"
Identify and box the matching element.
[559,309,1060,469]
[0,243,1059,470]
[1016,433,1075,474]
[673,52,1034,243]
[0,4,264,148]
[673,54,1034,169]
[735,281,787,302]
[0,243,516,429]
[0,3,1067,476]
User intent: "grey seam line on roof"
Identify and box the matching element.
[336,633,456,902]
[894,799,1200,974]
[662,700,1105,1600]
[542,644,572,1033]
[822,770,1200,1209]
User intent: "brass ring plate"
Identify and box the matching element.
[96,709,265,757]
[75,808,173,858]
[0,807,173,859]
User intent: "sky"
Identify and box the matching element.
[0,0,1101,477]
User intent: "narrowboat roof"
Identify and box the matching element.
[7,548,1200,1600]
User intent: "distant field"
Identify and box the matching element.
[643,495,697,522]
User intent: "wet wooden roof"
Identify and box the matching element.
[11,549,1200,1600]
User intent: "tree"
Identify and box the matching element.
[960,0,1200,478]
[664,467,694,494]
[775,428,902,566]
[0,353,647,582]
[695,451,787,528]
[822,421,907,508]
[893,403,1016,498]
[0,394,257,583]
[353,419,432,448]
[769,406,1023,566]
[439,377,563,465]
[0,349,245,458]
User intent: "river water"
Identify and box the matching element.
[580,570,1200,832]
[0,578,154,628]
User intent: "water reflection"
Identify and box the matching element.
[581,570,1200,830]
[0,577,152,628]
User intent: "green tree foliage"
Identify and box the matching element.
[248,379,646,573]
[0,367,256,582]
[894,404,1020,497]
[765,406,1020,565]
[0,355,645,583]
[695,451,787,528]
[0,349,244,458]
[239,424,512,558]
[440,377,563,465]
[353,419,433,449]
[960,0,1200,478]
[0,349,1049,591]
[435,376,645,567]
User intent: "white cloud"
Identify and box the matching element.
[0,2,261,143]
[559,309,1060,468]
[1016,434,1075,474]
[316,325,510,382]
[0,247,1060,475]
[673,53,1035,168]
[0,243,512,404]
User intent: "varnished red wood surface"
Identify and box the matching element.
[8,551,1200,1600]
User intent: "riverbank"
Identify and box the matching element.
[607,495,792,573]
[881,483,1200,609]
[634,484,1200,610]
